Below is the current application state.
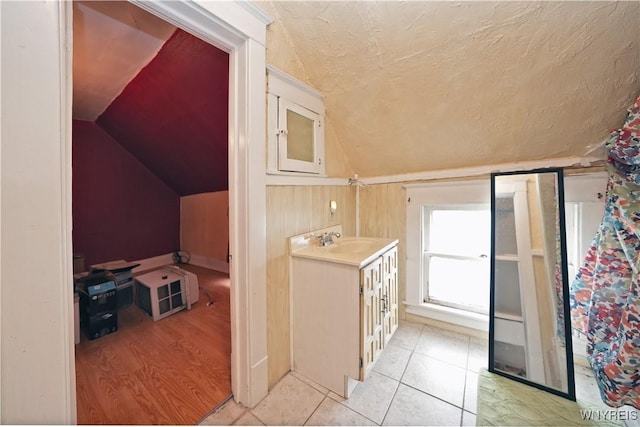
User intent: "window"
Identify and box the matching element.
[564,200,606,282]
[404,173,606,332]
[563,173,607,292]
[405,179,491,330]
[423,206,491,313]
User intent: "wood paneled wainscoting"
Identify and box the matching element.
[266,185,356,388]
[75,264,231,425]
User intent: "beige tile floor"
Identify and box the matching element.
[200,321,619,426]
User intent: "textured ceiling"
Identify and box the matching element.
[74,1,640,180]
[264,1,640,177]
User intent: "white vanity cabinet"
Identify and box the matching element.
[290,237,398,398]
[382,246,399,345]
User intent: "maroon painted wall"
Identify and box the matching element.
[72,120,180,268]
[97,29,229,196]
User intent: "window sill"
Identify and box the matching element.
[405,302,489,332]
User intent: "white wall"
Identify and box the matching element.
[1,2,76,423]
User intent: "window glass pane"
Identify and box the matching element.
[157,284,169,300]
[287,109,314,162]
[171,294,183,309]
[159,298,170,314]
[170,280,181,295]
[428,256,489,310]
[429,209,490,256]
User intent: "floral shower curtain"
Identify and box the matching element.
[571,92,640,409]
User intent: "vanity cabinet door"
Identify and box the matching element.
[360,257,383,380]
[382,246,398,346]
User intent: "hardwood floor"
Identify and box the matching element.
[75,264,231,425]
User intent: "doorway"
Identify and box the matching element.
[72,3,232,423]
[67,0,270,421]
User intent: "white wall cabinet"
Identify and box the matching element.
[291,244,398,397]
[267,66,325,175]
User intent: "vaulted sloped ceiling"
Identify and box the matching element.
[96,29,229,196]
[73,1,229,196]
[74,1,640,182]
[263,1,640,177]
[72,1,176,121]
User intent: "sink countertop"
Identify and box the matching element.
[291,236,398,268]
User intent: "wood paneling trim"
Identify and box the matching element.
[266,183,410,388]
[180,191,229,262]
[266,185,355,387]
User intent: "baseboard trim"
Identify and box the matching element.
[189,253,230,274]
[249,355,269,408]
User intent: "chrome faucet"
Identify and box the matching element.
[317,231,341,246]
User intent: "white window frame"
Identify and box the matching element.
[563,173,607,282]
[405,180,491,331]
[422,204,491,314]
[403,174,606,338]
[563,173,607,359]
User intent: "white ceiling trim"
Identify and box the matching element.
[265,155,604,187]
[381,155,604,186]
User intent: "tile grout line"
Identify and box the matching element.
[301,394,330,426]
[240,323,485,426]
[460,362,470,427]
[329,392,386,426]
[460,337,471,411]
[387,329,472,425]
[249,410,268,426]
[371,344,413,383]
[378,373,402,425]
[399,377,467,412]
[378,325,423,425]
[396,333,477,415]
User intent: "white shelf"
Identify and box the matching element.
[495,254,518,261]
[495,311,523,322]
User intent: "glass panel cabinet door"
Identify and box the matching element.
[278,98,322,174]
[286,109,315,162]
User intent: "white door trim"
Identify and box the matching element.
[66,0,272,411]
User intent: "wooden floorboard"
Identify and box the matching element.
[75,264,231,425]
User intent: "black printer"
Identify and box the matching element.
[75,272,118,340]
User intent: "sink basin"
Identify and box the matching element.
[325,238,380,255]
[291,235,399,267]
